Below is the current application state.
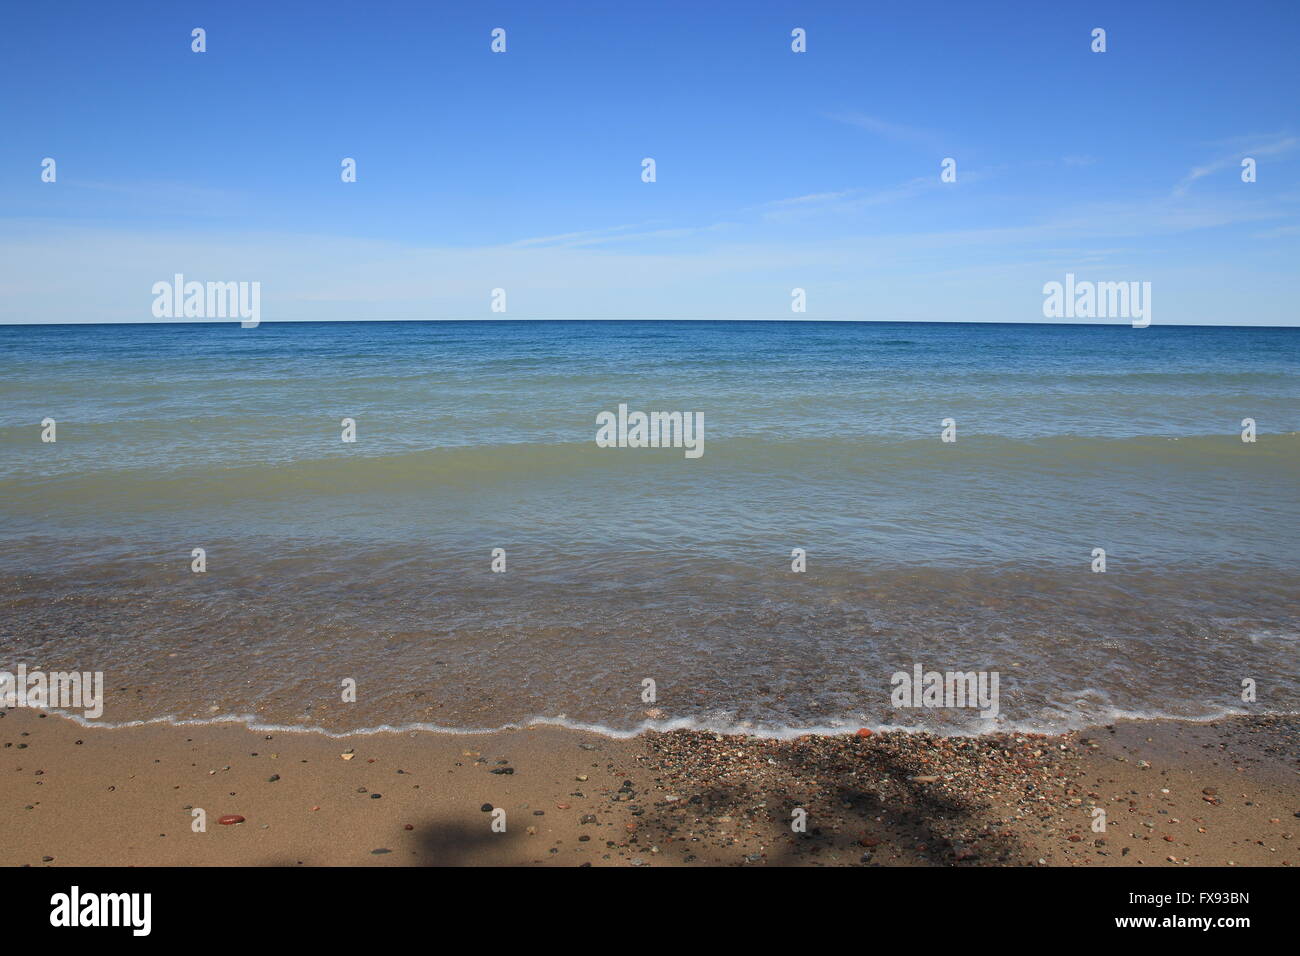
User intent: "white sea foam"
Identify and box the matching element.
[36,702,1287,742]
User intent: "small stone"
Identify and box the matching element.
[217,814,245,826]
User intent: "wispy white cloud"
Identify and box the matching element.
[26,178,252,219]
[823,112,943,148]
[508,223,645,247]
[1251,223,1300,239]
[757,166,1000,222]
[510,221,733,248]
[764,190,857,208]
[759,177,939,221]
[1173,134,1297,196]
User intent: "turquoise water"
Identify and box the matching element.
[1,320,1297,735]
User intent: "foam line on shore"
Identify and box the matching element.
[28,702,1284,741]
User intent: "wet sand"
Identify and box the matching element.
[1,708,1295,866]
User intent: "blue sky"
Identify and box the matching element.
[2,0,1298,324]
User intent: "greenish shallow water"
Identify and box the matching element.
[1,320,1296,735]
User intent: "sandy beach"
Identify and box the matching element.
[2,708,1294,867]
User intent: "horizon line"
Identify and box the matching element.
[3,318,1298,331]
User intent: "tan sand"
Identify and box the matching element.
[1,709,1294,866]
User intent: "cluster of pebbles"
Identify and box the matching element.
[631,728,1088,865]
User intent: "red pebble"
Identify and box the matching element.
[855,728,873,738]
[217,814,245,826]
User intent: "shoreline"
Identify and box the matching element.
[2,708,1295,867]
[16,703,1280,741]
